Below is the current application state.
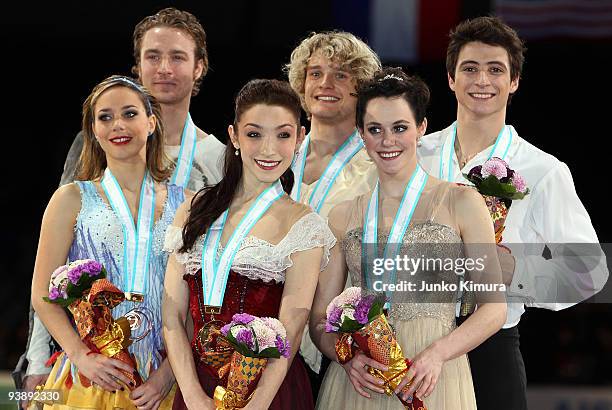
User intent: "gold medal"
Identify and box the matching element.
[124,292,144,303]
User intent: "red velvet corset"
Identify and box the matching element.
[184,269,284,364]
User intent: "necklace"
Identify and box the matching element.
[454,135,478,169]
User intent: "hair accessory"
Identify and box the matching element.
[235,148,240,156]
[108,76,153,116]
[380,73,404,82]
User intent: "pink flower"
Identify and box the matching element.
[260,317,287,339]
[327,287,362,318]
[481,158,508,179]
[511,173,527,193]
[251,320,277,351]
[51,265,69,281]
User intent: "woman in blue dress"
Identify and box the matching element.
[31,75,184,409]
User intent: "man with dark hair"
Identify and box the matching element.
[418,16,607,410]
[17,8,224,407]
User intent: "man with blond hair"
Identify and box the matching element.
[285,30,381,396]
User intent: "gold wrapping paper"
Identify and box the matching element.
[482,194,510,244]
[213,351,267,409]
[64,279,141,389]
[336,314,426,410]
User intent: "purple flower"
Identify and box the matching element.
[220,323,231,336]
[511,173,527,193]
[232,313,256,325]
[236,328,254,349]
[48,287,60,300]
[354,295,374,325]
[275,335,291,358]
[325,322,339,333]
[467,165,483,180]
[67,267,83,285]
[83,260,102,276]
[328,307,342,326]
[481,158,508,179]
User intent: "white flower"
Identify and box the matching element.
[340,308,356,323]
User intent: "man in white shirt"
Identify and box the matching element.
[418,16,608,410]
[18,8,225,406]
[285,31,380,396]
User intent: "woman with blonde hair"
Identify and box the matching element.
[31,75,185,409]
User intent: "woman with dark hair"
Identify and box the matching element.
[163,79,335,410]
[310,68,506,409]
[31,75,185,409]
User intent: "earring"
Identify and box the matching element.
[417,136,423,147]
[235,148,240,156]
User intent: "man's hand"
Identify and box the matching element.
[497,245,516,285]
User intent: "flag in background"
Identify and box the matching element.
[370,0,461,63]
[495,0,612,39]
[332,0,462,64]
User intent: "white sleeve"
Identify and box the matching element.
[507,162,609,309]
[25,313,52,375]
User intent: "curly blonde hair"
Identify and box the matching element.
[285,31,381,114]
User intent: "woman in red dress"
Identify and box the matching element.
[163,79,336,410]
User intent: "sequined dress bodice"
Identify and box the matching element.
[344,221,464,330]
[69,181,184,378]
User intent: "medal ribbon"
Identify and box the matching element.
[438,121,513,182]
[362,165,428,307]
[101,169,156,295]
[170,113,197,188]
[201,180,284,307]
[291,130,363,213]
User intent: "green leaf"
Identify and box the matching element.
[368,301,384,321]
[339,317,363,333]
[257,347,281,359]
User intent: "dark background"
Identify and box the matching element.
[1,0,611,386]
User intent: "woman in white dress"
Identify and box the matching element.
[311,68,507,409]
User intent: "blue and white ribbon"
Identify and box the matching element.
[362,165,428,307]
[170,113,197,188]
[438,121,513,182]
[291,130,363,213]
[201,180,284,307]
[101,168,156,295]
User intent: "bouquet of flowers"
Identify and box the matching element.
[464,157,529,244]
[44,259,143,389]
[213,313,290,409]
[326,287,426,410]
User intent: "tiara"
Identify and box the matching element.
[108,76,153,115]
[380,73,404,82]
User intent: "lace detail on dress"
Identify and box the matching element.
[164,212,336,283]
